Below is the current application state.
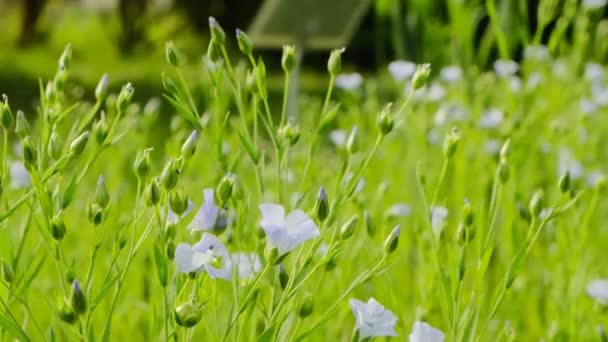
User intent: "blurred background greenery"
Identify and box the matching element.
[0,0,607,112]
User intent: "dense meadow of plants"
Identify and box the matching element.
[2,9,608,342]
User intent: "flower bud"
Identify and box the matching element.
[146,179,161,206]
[0,95,13,129]
[339,215,358,240]
[71,280,87,315]
[499,138,511,162]
[69,131,90,156]
[383,225,401,255]
[443,127,460,158]
[346,125,359,155]
[313,186,329,222]
[51,214,67,241]
[456,223,475,243]
[161,159,179,191]
[169,188,189,216]
[58,44,72,72]
[57,299,78,324]
[559,171,571,194]
[133,148,152,180]
[96,175,110,209]
[364,210,376,237]
[1,260,13,283]
[48,129,62,160]
[206,37,223,64]
[208,17,226,45]
[22,136,37,169]
[246,69,259,94]
[88,203,103,226]
[281,45,296,72]
[498,160,509,184]
[278,264,289,290]
[528,189,544,218]
[324,255,337,271]
[174,300,204,328]
[165,41,180,67]
[116,83,134,113]
[517,202,532,224]
[327,47,345,75]
[166,241,176,260]
[95,74,109,102]
[376,104,394,135]
[216,173,236,205]
[93,112,109,144]
[15,110,30,139]
[461,200,474,227]
[279,122,300,146]
[412,63,431,90]
[236,29,253,56]
[181,130,198,159]
[298,293,314,318]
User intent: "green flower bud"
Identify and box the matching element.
[174,300,205,328]
[22,136,37,169]
[48,129,62,160]
[499,138,511,162]
[58,43,72,72]
[1,260,14,283]
[346,125,359,155]
[181,130,198,159]
[206,37,223,65]
[208,17,226,45]
[279,122,300,146]
[165,41,180,67]
[236,29,253,56]
[559,171,571,194]
[69,131,90,156]
[70,280,87,315]
[281,45,296,72]
[339,215,358,240]
[166,241,176,260]
[528,189,544,218]
[383,225,401,255]
[278,264,289,290]
[88,203,103,226]
[93,112,109,144]
[442,127,460,159]
[96,175,110,209]
[364,210,376,237]
[498,160,510,184]
[324,255,337,271]
[57,298,78,324]
[15,110,30,139]
[161,159,179,191]
[456,222,475,243]
[0,95,13,129]
[457,249,466,282]
[51,214,67,241]
[95,74,109,102]
[517,202,532,224]
[327,47,345,75]
[146,179,161,207]
[169,188,189,216]
[376,103,394,135]
[298,293,314,318]
[216,173,236,205]
[461,200,474,227]
[412,63,431,90]
[162,72,180,95]
[313,186,329,222]
[133,148,153,180]
[116,83,134,113]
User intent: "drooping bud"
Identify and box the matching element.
[327,47,345,75]
[236,29,253,56]
[88,203,103,226]
[313,186,329,222]
[165,41,180,67]
[116,83,134,113]
[411,63,431,90]
[15,110,30,139]
[346,125,359,155]
[298,293,314,318]
[174,300,204,328]
[208,17,226,46]
[169,188,189,216]
[146,179,161,207]
[376,103,394,135]
[364,210,376,237]
[279,122,300,146]
[281,45,296,72]
[0,95,13,129]
[133,148,152,180]
[442,127,460,158]
[181,130,198,159]
[1,260,13,283]
[559,171,571,194]
[278,264,289,290]
[528,189,544,218]
[216,173,236,205]
[51,214,67,241]
[160,159,179,191]
[339,215,358,240]
[93,112,109,144]
[69,131,90,155]
[383,225,401,255]
[95,74,109,102]
[96,175,110,209]
[70,280,87,315]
